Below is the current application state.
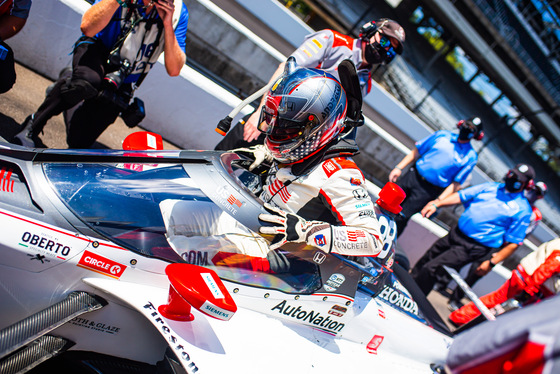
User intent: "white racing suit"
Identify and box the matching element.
[160,199,274,271]
[261,156,385,258]
[160,156,388,272]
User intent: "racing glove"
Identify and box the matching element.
[233,144,273,171]
[258,204,332,251]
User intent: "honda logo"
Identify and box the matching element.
[313,251,326,264]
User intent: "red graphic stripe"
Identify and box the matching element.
[3,170,12,192]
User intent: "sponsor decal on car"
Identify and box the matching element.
[227,194,242,208]
[69,317,121,334]
[215,186,244,215]
[378,308,386,319]
[313,251,326,264]
[328,304,347,317]
[78,250,126,279]
[27,254,50,263]
[378,285,419,315]
[143,302,199,372]
[201,272,225,299]
[200,300,234,320]
[20,231,72,259]
[366,335,384,354]
[271,300,345,333]
[324,273,345,292]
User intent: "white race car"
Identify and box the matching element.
[0,141,452,373]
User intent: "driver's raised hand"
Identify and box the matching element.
[233,144,273,171]
[259,204,331,251]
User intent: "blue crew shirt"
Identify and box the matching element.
[458,182,532,248]
[415,130,478,188]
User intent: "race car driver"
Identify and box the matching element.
[215,18,405,150]
[160,65,396,273]
[256,65,387,261]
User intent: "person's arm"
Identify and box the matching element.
[423,181,461,212]
[388,148,419,182]
[438,181,461,201]
[0,14,27,40]
[155,0,186,76]
[421,191,462,218]
[242,61,286,142]
[476,242,519,276]
[81,0,121,37]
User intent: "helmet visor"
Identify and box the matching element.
[258,106,318,142]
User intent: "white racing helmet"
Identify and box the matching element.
[258,67,347,164]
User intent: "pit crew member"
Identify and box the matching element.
[215,18,405,150]
[389,117,483,236]
[411,164,534,295]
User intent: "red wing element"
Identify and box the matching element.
[158,263,237,322]
[122,131,164,150]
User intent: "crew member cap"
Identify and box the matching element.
[511,163,535,184]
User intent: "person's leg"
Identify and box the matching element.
[395,169,428,235]
[66,97,120,148]
[13,37,106,147]
[412,226,487,295]
[449,256,488,305]
[449,270,525,325]
[410,229,453,278]
[410,232,454,294]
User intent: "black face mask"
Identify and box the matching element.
[504,175,523,192]
[364,43,385,65]
[458,127,475,141]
